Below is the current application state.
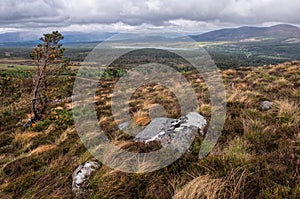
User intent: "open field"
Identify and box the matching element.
[0,64,34,71]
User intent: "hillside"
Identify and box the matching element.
[0,61,299,198]
[191,24,300,41]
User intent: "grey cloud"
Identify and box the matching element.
[0,0,66,24]
[0,0,300,32]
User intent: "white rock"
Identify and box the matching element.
[72,161,100,195]
[181,112,207,129]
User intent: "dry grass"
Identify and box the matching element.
[133,111,151,126]
[223,69,237,76]
[14,131,41,142]
[222,168,251,199]
[274,99,300,126]
[12,131,42,151]
[173,175,225,199]
[29,144,56,156]
[44,123,56,134]
[173,168,251,199]
[274,77,293,87]
[1,61,300,198]
[241,116,274,149]
[55,127,75,145]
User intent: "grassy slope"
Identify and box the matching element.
[0,62,299,198]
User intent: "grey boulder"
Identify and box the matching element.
[134,112,207,147]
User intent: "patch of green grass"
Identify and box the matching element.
[31,118,52,132]
[51,109,74,129]
[0,69,30,78]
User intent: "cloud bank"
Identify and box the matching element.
[0,0,299,33]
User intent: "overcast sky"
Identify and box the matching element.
[0,0,300,34]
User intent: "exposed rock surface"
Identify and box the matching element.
[134,112,207,147]
[260,101,273,110]
[72,161,100,196]
[118,122,129,130]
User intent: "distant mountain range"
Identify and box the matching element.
[0,31,116,47]
[191,24,300,41]
[0,24,300,47]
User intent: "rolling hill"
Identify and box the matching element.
[191,24,300,41]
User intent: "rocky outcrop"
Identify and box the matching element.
[72,161,100,197]
[134,112,207,147]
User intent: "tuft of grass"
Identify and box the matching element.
[133,111,151,126]
[13,131,41,145]
[222,137,251,163]
[274,100,300,126]
[222,168,252,199]
[172,167,252,199]
[200,103,212,117]
[242,117,265,140]
[173,175,225,199]
[29,144,56,156]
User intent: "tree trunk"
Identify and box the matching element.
[32,76,42,120]
[41,77,48,114]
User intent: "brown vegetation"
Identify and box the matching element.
[0,61,299,198]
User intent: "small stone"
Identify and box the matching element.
[230,82,235,90]
[260,101,273,111]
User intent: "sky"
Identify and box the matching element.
[0,0,300,34]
